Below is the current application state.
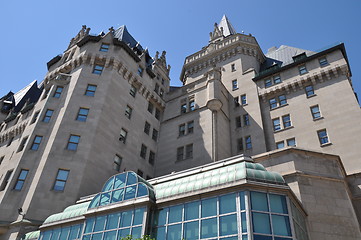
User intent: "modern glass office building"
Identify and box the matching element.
[25,155,309,240]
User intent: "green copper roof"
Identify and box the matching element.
[43,201,90,224]
[153,158,285,199]
[23,230,40,240]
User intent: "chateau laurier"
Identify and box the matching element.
[0,16,360,240]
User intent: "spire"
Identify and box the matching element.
[218,15,236,37]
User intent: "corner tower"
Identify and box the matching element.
[156,16,267,176]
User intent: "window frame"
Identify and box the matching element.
[85,84,97,96]
[287,138,296,147]
[30,135,43,151]
[99,43,110,52]
[240,94,247,105]
[140,144,147,159]
[243,114,250,126]
[53,169,70,191]
[276,141,285,149]
[13,169,29,191]
[317,129,330,145]
[305,85,315,97]
[152,129,158,141]
[76,108,89,122]
[114,155,122,172]
[149,151,155,165]
[282,114,292,128]
[130,85,137,97]
[67,135,80,151]
[298,65,308,75]
[310,105,321,120]
[273,118,281,131]
[92,64,104,75]
[53,86,64,98]
[185,144,193,159]
[119,129,128,144]
[177,146,184,161]
[237,138,244,152]
[319,57,328,67]
[144,122,150,135]
[232,80,238,90]
[125,105,133,119]
[42,109,54,123]
[245,136,252,149]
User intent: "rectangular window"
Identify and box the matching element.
[240,94,247,105]
[154,83,160,94]
[31,111,40,124]
[152,129,158,141]
[278,95,287,106]
[119,129,127,144]
[85,84,97,96]
[144,122,150,135]
[159,88,164,98]
[14,169,29,190]
[276,141,285,149]
[92,65,104,75]
[189,100,195,111]
[273,118,281,131]
[148,102,154,114]
[42,109,54,123]
[114,155,122,172]
[265,79,272,88]
[42,89,50,100]
[287,138,296,146]
[177,147,184,161]
[282,115,292,128]
[310,105,321,119]
[140,144,147,159]
[243,114,250,126]
[31,136,43,150]
[245,136,252,149]
[317,129,329,145]
[53,86,64,98]
[0,170,13,191]
[237,138,243,152]
[232,80,238,90]
[231,64,236,72]
[179,124,186,136]
[319,57,328,67]
[130,85,137,97]
[181,103,187,114]
[305,85,315,97]
[137,67,144,77]
[99,43,110,52]
[273,75,281,84]
[67,135,80,150]
[76,108,89,122]
[186,144,193,159]
[234,97,240,107]
[269,98,277,109]
[298,65,308,75]
[53,169,69,191]
[155,108,161,120]
[236,116,242,128]
[149,151,155,165]
[17,136,28,152]
[125,105,133,119]
[187,121,194,134]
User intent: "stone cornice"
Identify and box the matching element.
[43,52,166,109]
[258,63,349,101]
[180,34,265,83]
[0,120,28,144]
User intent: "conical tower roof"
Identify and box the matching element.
[218,15,237,37]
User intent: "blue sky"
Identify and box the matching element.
[1,1,360,100]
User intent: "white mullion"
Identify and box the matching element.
[236,192,242,240]
[245,191,253,240]
[267,192,274,240]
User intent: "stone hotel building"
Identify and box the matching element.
[0,16,360,240]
